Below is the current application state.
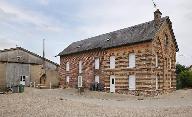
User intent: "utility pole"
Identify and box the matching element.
[40,39,46,84]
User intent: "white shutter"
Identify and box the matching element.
[129,75,136,90]
[170,77,172,88]
[129,53,135,68]
[110,56,115,69]
[66,62,69,71]
[95,58,100,69]
[156,54,158,67]
[95,76,100,83]
[78,76,82,87]
[66,76,70,83]
[170,59,171,69]
[156,76,158,90]
[79,61,82,73]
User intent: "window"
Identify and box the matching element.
[78,76,82,87]
[66,76,70,83]
[95,75,99,83]
[66,62,69,71]
[170,77,172,88]
[155,53,158,67]
[95,58,100,69]
[129,75,136,90]
[170,59,172,69]
[79,61,82,73]
[164,34,168,46]
[110,56,115,69]
[128,53,135,68]
[155,75,159,90]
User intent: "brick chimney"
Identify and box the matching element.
[154,9,162,28]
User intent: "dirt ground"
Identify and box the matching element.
[0,88,192,117]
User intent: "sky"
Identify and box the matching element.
[0,0,191,66]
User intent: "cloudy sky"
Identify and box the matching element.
[0,0,191,66]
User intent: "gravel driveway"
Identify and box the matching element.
[0,88,192,117]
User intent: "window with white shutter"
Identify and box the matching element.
[66,76,70,83]
[95,58,99,69]
[128,53,135,68]
[66,62,69,71]
[155,53,158,67]
[170,59,172,69]
[95,75,100,83]
[78,76,82,87]
[79,61,82,73]
[155,75,159,90]
[129,75,136,90]
[110,56,115,69]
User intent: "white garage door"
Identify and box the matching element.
[129,75,136,90]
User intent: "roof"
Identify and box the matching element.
[58,16,179,56]
[0,47,59,66]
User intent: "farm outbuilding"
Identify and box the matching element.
[0,47,59,91]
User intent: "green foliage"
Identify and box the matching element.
[176,64,192,89]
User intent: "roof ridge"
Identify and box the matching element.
[73,16,169,44]
[0,47,59,66]
[59,16,170,56]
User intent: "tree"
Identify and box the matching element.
[176,64,192,89]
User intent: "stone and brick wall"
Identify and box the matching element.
[59,22,177,95]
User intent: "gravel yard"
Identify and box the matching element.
[0,88,192,117]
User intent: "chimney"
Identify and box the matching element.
[154,9,162,28]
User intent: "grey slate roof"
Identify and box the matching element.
[59,16,178,56]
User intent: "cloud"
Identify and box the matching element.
[39,0,49,5]
[0,1,62,32]
[0,38,20,50]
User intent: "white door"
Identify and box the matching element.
[20,76,26,86]
[110,76,115,92]
[129,75,136,90]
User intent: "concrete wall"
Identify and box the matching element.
[6,63,30,86]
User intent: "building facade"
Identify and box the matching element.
[58,10,179,95]
[0,47,59,91]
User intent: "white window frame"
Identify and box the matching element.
[95,75,100,83]
[66,76,70,83]
[128,53,136,68]
[129,75,136,90]
[79,61,82,73]
[110,56,115,69]
[155,53,158,68]
[66,62,69,71]
[95,58,100,69]
[78,76,83,87]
